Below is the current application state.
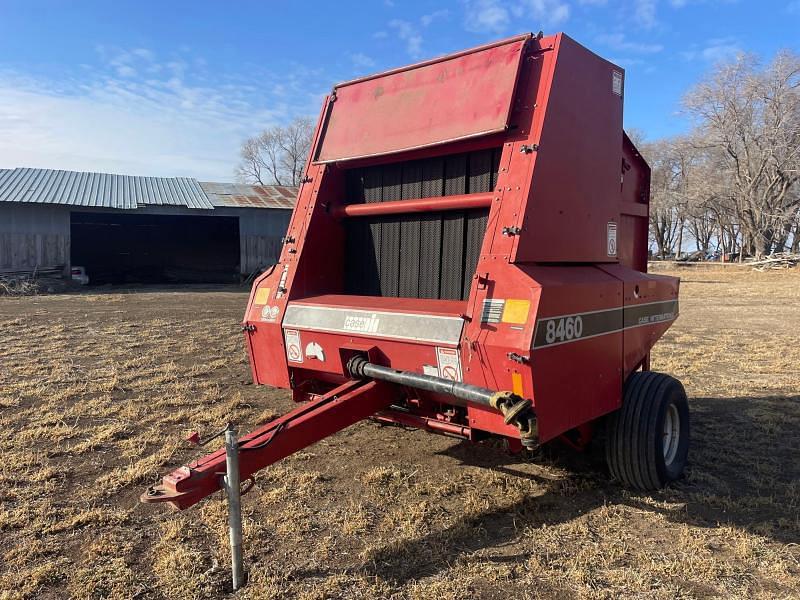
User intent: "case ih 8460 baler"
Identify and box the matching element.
[144,32,688,522]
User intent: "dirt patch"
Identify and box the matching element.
[1,272,799,599]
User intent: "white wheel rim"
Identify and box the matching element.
[663,403,680,466]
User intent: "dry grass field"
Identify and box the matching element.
[1,268,799,599]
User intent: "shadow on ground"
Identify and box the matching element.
[354,394,800,585]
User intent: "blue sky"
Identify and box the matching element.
[0,0,798,181]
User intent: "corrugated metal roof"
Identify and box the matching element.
[200,182,297,209]
[0,168,215,210]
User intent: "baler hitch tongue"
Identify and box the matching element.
[141,378,397,511]
[346,356,538,448]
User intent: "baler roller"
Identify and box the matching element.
[346,356,537,447]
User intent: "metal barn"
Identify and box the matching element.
[0,168,295,283]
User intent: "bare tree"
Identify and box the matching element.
[643,139,689,258]
[237,117,314,186]
[683,51,800,258]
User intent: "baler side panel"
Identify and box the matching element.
[525,265,623,442]
[598,264,680,379]
[243,97,346,389]
[619,133,651,273]
[514,34,624,264]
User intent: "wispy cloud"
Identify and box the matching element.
[0,48,326,180]
[464,0,569,35]
[349,52,376,70]
[634,0,658,28]
[389,10,450,59]
[389,20,424,58]
[597,33,664,54]
[681,37,742,62]
[421,9,450,26]
[463,0,510,33]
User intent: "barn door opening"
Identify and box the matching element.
[70,212,240,284]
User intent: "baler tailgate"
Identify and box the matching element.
[314,35,530,163]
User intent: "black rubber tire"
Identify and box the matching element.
[606,371,689,490]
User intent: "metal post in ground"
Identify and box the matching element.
[223,423,245,591]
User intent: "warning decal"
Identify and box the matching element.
[284,329,303,363]
[436,347,463,382]
[607,222,618,257]
[481,299,505,323]
[612,70,623,96]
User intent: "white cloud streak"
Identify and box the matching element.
[464,0,570,35]
[389,19,424,58]
[0,48,325,180]
[597,33,664,53]
[634,0,658,28]
[389,11,450,59]
[680,37,743,62]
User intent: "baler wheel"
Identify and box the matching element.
[606,371,689,490]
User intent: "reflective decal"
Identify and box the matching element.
[511,371,524,397]
[501,299,530,324]
[254,287,271,305]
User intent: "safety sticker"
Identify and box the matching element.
[254,287,271,305]
[481,299,505,323]
[607,222,618,256]
[436,347,462,382]
[612,70,623,96]
[284,329,303,363]
[260,305,279,322]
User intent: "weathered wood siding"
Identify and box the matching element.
[0,203,291,276]
[0,204,70,271]
[237,208,291,275]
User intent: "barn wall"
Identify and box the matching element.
[0,204,70,271]
[236,208,291,275]
[0,203,291,276]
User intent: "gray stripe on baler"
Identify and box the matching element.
[283,304,464,345]
[533,300,679,349]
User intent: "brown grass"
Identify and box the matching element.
[0,271,799,599]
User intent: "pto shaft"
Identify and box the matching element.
[346,356,538,448]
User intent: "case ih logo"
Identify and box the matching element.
[343,314,380,333]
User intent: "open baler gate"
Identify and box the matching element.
[143,33,685,551]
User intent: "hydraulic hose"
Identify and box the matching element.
[346,356,538,448]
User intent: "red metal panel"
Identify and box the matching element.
[510,34,625,263]
[315,35,530,163]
